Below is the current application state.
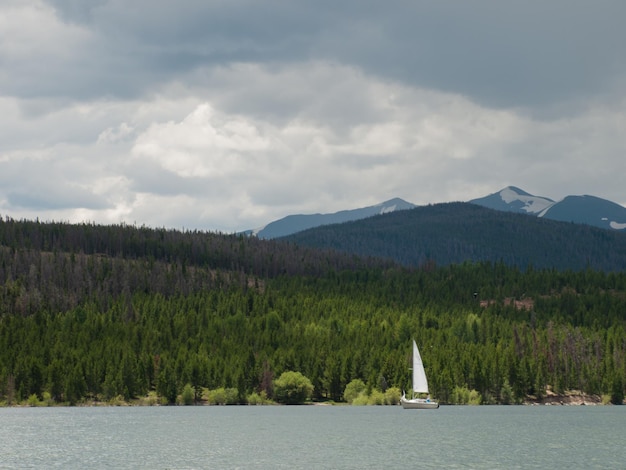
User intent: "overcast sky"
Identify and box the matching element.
[2,0,625,232]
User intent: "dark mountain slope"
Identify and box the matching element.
[281,202,626,271]
[541,195,626,230]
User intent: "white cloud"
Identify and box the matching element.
[108,63,532,227]
[0,1,89,59]
[97,123,134,144]
[132,103,271,178]
[0,1,96,98]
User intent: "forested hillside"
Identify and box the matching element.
[282,202,626,271]
[1,217,625,405]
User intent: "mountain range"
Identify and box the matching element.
[281,201,626,272]
[247,186,626,239]
[469,186,626,231]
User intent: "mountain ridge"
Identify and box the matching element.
[469,186,626,231]
[281,201,626,272]
[245,186,626,239]
[247,197,416,239]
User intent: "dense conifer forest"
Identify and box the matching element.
[1,216,625,405]
[283,203,626,272]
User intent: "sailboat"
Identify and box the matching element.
[400,340,439,409]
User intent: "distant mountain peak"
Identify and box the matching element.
[246,197,416,239]
[470,186,626,231]
[375,198,415,214]
[470,186,555,215]
[501,185,532,196]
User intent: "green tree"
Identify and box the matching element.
[156,361,178,404]
[206,387,239,405]
[610,375,624,405]
[500,379,514,405]
[181,383,195,405]
[273,371,314,404]
[343,378,366,404]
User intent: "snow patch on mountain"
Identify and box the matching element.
[499,187,554,214]
[377,199,405,214]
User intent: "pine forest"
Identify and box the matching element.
[1,216,625,406]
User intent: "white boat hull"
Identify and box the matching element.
[400,396,439,409]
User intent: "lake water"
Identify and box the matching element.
[0,405,624,469]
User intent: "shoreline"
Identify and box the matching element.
[523,389,606,406]
[2,387,619,407]
[3,396,617,407]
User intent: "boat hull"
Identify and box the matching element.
[400,396,439,409]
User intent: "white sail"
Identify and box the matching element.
[412,340,429,394]
[401,339,438,409]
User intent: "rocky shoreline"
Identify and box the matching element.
[523,389,605,406]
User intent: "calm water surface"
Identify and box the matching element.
[1,405,624,469]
